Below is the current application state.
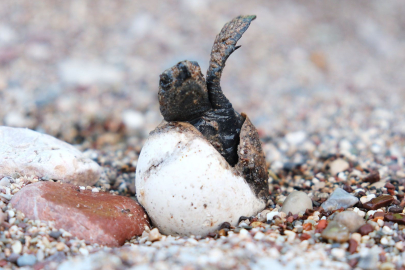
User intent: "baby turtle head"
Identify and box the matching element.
[158,60,212,122]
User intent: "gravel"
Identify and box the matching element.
[1,0,405,269]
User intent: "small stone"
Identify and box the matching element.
[10,181,150,246]
[351,233,361,243]
[122,110,145,130]
[331,248,345,259]
[56,242,65,251]
[11,241,22,254]
[347,239,358,254]
[385,182,395,190]
[0,127,101,186]
[0,177,11,187]
[280,191,313,215]
[360,194,376,204]
[379,262,395,270]
[7,253,19,263]
[358,224,374,235]
[380,236,395,246]
[148,228,161,242]
[79,248,89,256]
[357,246,379,269]
[321,188,359,211]
[49,231,63,239]
[363,195,394,210]
[395,241,404,251]
[321,221,350,243]
[254,231,265,240]
[17,254,37,267]
[334,211,365,232]
[384,213,405,225]
[382,226,393,235]
[362,172,380,184]
[267,211,279,221]
[91,188,99,193]
[329,159,349,176]
[388,205,403,213]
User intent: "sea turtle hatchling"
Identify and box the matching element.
[136,15,269,236]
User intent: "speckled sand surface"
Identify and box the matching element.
[1,1,405,269]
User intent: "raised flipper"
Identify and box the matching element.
[206,15,256,109]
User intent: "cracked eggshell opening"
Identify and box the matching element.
[136,121,265,236]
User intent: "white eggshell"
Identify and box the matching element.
[136,122,265,236]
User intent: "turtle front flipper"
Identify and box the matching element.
[206,15,256,109]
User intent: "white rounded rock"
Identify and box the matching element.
[0,126,101,186]
[136,121,265,236]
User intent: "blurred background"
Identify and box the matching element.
[1,0,405,165]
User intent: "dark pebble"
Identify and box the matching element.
[49,231,63,239]
[388,205,404,213]
[385,182,395,190]
[348,239,358,254]
[363,195,394,210]
[343,183,353,193]
[358,224,374,235]
[374,212,385,219]
[384,213,405,225]
[362,172,380,184]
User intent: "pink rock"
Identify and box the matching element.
[10,181,150,247]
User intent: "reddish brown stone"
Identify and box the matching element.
[385,182,395,190]
[347,239,358,254]
[358,224,374,235]
[10,181,150,247]
[384,213,405,225]
[388,205,404,213]
[363,195,394,210]
[299,233,311,241]
[374,212,385,219]
[362,172,380,184]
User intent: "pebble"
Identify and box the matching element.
[10,181,150,246]
[321,221,350,243]
[357,246,380,270]
[266,211,280,221]
[0,177,11,187]
[333,211,365,232]
[16,254,37,267]
[379,262,395,270]
[362,172,380,183]
[331,248,345,259]
[351,233,361,243]
[360,194,376,204]
[321,188,359,211]
[0,127,101,186]
[329,159,349,176]
[358,224,374,236]
[148,228,162,242]
[363,195,394,210]
[384,213,405,225]
[49,231,63,239]
[347,239,358,254]
[11,241,22,254]
[280,191,313,215]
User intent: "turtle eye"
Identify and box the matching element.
[159,73,172,91]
